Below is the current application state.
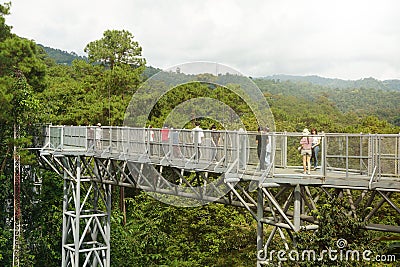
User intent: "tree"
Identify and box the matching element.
[0,37,47,92]
[0,3,47,91]
[84,29,145,70]
[82,30,146,124]
[0,2,12,42]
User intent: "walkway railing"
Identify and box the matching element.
[38,125,400,180]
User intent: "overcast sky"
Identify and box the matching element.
[4,0,400,80]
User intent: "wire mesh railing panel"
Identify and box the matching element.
[49,126,62,149]
[63,126,87,150]
[325,135,370,174]
[376,135,400,177]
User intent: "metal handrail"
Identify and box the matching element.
[38,125,400,179]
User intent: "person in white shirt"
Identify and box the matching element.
[192,122,204,160]
[95,123,102,150]
[265,127,272,167]
[310,128,321,170]
[147,125,155,155]
[238,128,247,169]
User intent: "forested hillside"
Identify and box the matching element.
[263,74,400,91]
[254,78,400,127]
[39,44,87,65]
[0,2,399,266]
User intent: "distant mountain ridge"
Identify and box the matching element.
[39,44,87,65]
[40,44,400,92]
[261,74,400,91]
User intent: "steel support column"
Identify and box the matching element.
[293,184,301,232]
[61,155,112,267]
[256,187,264,258]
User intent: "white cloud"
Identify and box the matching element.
[4,0,400,80]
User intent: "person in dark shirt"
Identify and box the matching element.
[210,124,220,161]
[256,126,267,170]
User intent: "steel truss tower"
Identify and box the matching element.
[47,155,112,267]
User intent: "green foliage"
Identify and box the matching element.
[263,75,400,91]
[267,196,392,267]
[11,70,40,124]
[37,59,140,125]
[84,29,145,70]
[0,2,11,42]
[0,173,13,265]
[111,192,255,266]
[255,78,400,127]
[0,37,47,92]
[145,81,257,130]
[0,169,64,267]
[24,171,63,267]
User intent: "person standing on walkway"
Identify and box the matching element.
[300,128,312,174]
[161,125,170,156]
[310,128,321,170]
[210,124,220,161]
[95,123,102,150]
[256,127,267,170]
[265,127,272,168]
[171,128,180,158]
[147,125,155,155]
[192,122,204,161]
[238,128,247,169]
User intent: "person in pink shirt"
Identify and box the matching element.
[300,128,312,174]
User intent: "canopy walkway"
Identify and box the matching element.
[36,125,400,266]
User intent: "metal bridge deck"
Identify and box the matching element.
[35,125,400,267]
[38,125,400,191]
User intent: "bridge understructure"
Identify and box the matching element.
[36,125,400,266]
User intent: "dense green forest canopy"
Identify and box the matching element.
[0,2,399,266]
[254,78,400,128]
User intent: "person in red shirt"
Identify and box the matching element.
[161,126,170,156]
[161,126,169,142]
